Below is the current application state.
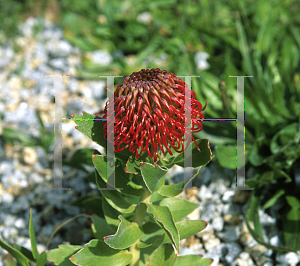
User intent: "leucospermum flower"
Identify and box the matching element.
[101,68,204,162]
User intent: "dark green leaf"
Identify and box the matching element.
[36,252,47,266]
[215,145,244,169]
[91,215,114,239]
[13,243,35,262]
[262,189,285,210]
[161,139,213,169]
[102,197,122,232]
[92,154,145,197]
[137,222,165,249]
[29,208,39,260]
[0,238,30,266]
[71,195,104,217]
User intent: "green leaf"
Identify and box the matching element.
[36,252,47,266]
[102,197,122,232]
[13,243,35,262]
[245,192,299,254]
[71,194,104,217]
[283,202,300,250]
[157,164,203,198]
[174,255,213,266]
[270,123,298,154]
[176,220,207,240]
[246,191,265,242]
[92,154,145,197]
[140,162,168,193]
[245,209,299,253]
[104,215,143,249]
[97,174,136,213]
[156,198,199,222]
[69,239,132,266]
[0,238,30,266]
[72,112,136,163]
[286,195,300,209]
[125,153,155,175]
[138,220,208,249]
[137,222,165,249]
[215,145,244,169]
[47,245,82,266]
[91,215,114,239]
[6,256,16,266]
[29,208,39,260]
[2,127,36,147]
[72,112,106,149]
[67,148,94,167]
[145,243,176,266]
[262,189,285,210]
[142,203,180,252]
[161,139,213,169]
[150,192,167,203]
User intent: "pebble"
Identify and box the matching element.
[88,50,112,66]
[14,218,26,229]
[276,252,300,265]
[23,147,38,165]
[212,216,224,232]
[217,225,240,242]
[222,190,235,203]
[197,185,213,202]
[224,214,241,225]
[233,251,255,265]
[200,202,216,222]
[232,190,250,204]
[11,195,30,213]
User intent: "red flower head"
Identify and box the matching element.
[101,68,204,162]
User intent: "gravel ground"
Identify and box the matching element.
[0,17,299,266]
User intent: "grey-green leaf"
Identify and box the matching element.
[140,162,168,193]
[104,215,143,249]
[47,245,82,266]
[157,197,199,222]
[145,243,177,266]
[174,255,213,266]
[69,239,132,266]
[142,203,180,252]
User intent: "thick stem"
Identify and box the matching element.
[129,189,151,266]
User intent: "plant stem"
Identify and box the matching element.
[129,189,151,266]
